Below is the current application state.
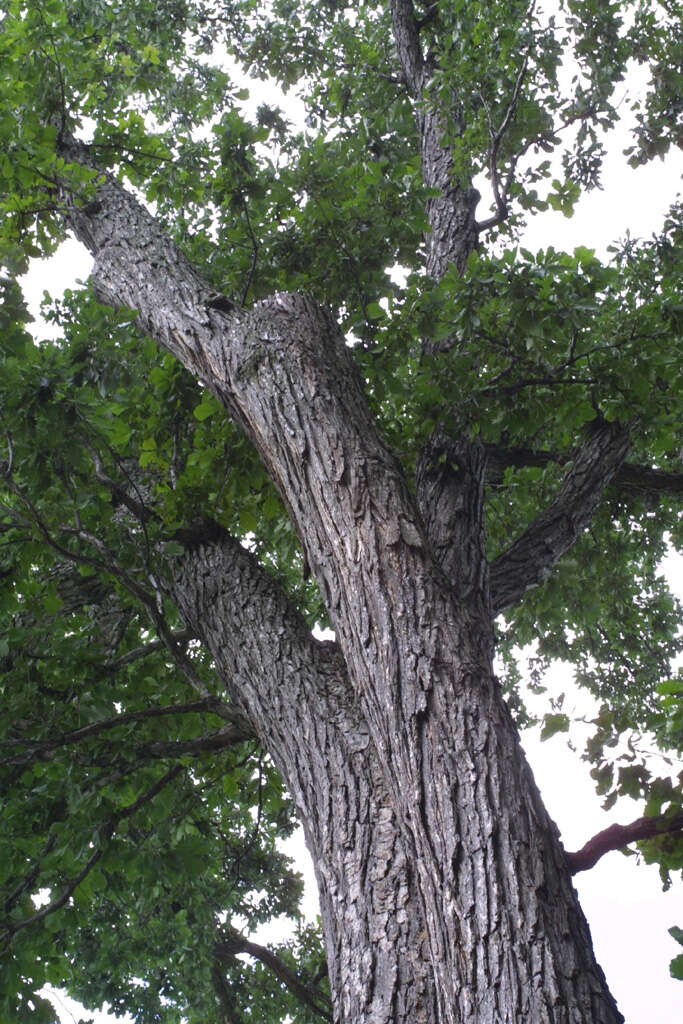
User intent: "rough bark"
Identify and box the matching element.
[417,426,633,615]
[58,146,624,1023]
[416,435,490,602]
[419,106,481,279]
[484,443,683,499]
[167,531,438,1024]
[389,0,480,278]
[489,421,632,614]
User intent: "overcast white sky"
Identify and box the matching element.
[15,29,683,1024]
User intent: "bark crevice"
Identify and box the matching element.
[55,136,625,1024]
[165,530,438,1024]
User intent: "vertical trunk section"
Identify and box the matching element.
[61,154,623,1023]
[167,534,438,1024]
[170,299,623,1024]
[165,295,622,1024]
[389,0,480,279]
[419,106,480,279]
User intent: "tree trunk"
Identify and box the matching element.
[59,144,624,1023]
[167,533,438,1023]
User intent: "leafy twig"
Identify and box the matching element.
[2,695,249,764]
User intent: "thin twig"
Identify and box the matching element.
[240,204,259,307]
[0,411,14,478]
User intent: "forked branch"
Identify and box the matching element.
[484,444,683,499]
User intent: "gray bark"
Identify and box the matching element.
[418,426,633,616]
[167,531,437,1024]
[490,421,632,614]
[389,0,480,278]
[483,443,683,498]
[58,143,624,1023]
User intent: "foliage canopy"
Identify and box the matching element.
[0,0,682,1020]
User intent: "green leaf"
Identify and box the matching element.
[670,953,683,981]
[163,541,185,557]
[659,681,683,696]
[193,399,216,421]
[240,510,259,533]
[540,714,570,741]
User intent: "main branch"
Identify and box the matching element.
[166,530,438,1022]
[56,139,622,1024]
[490,420,631,614]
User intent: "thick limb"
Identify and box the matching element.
[490,421,631,615]
[58,146,622,1023]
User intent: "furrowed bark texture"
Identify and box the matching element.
[489,421,631,614]
[418,425,632,615]
[389,0,480,279]
[60,147,624,1023]
[416,435,490,602]
[419,108,480,279]
[167,533,437,1024]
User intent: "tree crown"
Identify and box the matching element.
[1,1,682,1019]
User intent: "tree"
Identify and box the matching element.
[1,1,682,1021]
